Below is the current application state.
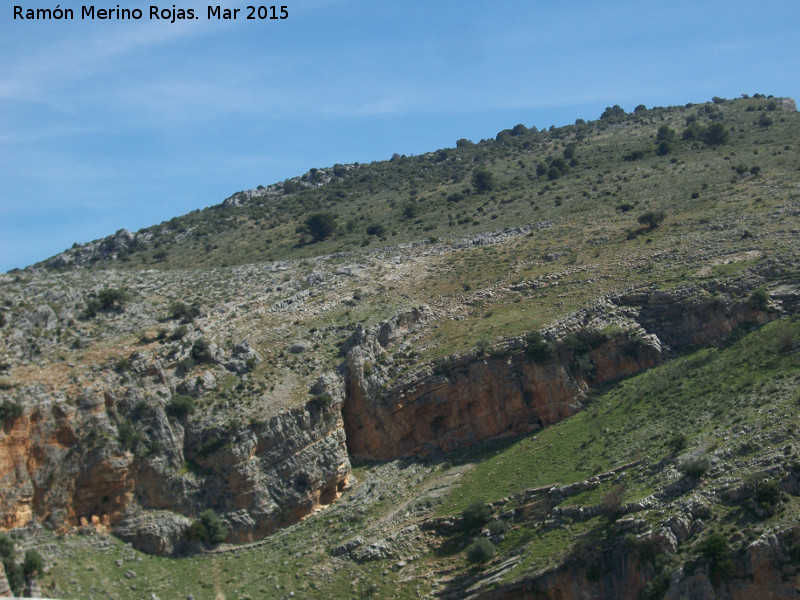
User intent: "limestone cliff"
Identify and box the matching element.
[0,381,350,555]
[342,284,773,461]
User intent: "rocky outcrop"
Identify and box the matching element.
[45,228,149,269]
[481,526,800,600]
[0,386,350,555]
[343,285,775,460]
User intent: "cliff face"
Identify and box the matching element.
[342,285,771,461]
[343,342,656,460]
[0,388,350,555]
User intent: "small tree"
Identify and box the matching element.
[23,549,44,578]
[748,288,769,311]
[678,455,710,479]
[638,210,666,230]
[462,500,491,531]
[466,538,495,565]
[304,213,337,242]
[167,394,196,418]
[471,169,495,193]
[703,123,729,146]
[199,509,228,544]
[525,331,555,364]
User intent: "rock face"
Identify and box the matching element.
[481,526,800,600]
[0,389,350,555]
[342,286,771,460]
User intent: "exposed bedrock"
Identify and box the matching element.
[342,285,777,461]
[479,525,800,600]
[0,388,350,554]
[0,282,786,554]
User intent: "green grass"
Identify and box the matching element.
[439,316,800,515]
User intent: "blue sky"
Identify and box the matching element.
[1,0,798,271]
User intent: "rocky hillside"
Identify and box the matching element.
[1,94,800,598]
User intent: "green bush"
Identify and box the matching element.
[168,302,201,323]
[117,418,141,451]
[0,400,23,425]
[638,210,666,230]
[0,533,24,596]
[168,394,196,418]
[303,212,337,242]
[471,168,495,193]
[466,537,496,565]
[525,331,556,364]
[700,532,733,586]
[308,393,333,411]
[462,500,491,531]
[703,123,729,146]
[197,436,226,457]
[191,339,213,363]
[749,288,769,311]
[678,455,710,479]
[667,433,688,454]
[23,549,44,577]
[200,509,228,544]
[178,356,196,372]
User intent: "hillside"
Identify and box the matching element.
[1,94,800,599]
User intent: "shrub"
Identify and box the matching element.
[700,532,733,586]
[283,179,298,194]
[118,418,141,451]
[667,433,688,454]
[0,400,23,425]
[191,339,213,363]
[746,476,781,514]
[703,123,729,146]
[0,534,24,596]
[525,331,555,364]
[308,393,333,411]
[186,519,209,543]
[198,509,228,544]
[168,394,196,418]
[402,202,421,220]
[656,140,673,156]
[678,455,710,479]
[600,105,626,121]
[196,436,226,457]
[466,537,495,565]
[601,484,627,520]
[168,302,200,323]
[748,288,769,311]
[638,210,666,230]
[462,500,491,531]
[623,149,647,161]
[656,125,677,143]
[472,168,495,193]
[366,223,386,236]
[23,549,44,577]
[178,356,196,372]
[303,212,337,242]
